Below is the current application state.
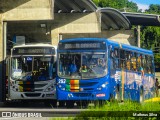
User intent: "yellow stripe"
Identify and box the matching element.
[19,86,23,92]
[74,80,79,84]
[19,81,23,84]
[71,89,79,92]
[71,86,79,89]
[71,84,79,87]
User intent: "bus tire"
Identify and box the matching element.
[140,88,144,103]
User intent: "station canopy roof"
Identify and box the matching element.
[122,12,160,26]
[54,0,131,30]
[99,8,131,30]
[54,0,97,13]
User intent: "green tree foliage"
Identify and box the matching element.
[141,27,160,49]
[146,4,160,14]
[141,4,160,66]
[126,1,138,12]
[92,0,138,12]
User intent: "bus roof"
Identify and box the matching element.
[59,38,107,43]
[13,43,57,49]
[59,38,153,55]
[107,40,153,55]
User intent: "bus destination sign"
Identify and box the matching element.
[12,47,55,55]
[59,42,106,50]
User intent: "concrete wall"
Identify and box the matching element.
[51,13,101,45]
[0,14,3,61]
[2,0,54,21]
[7,21,51,43]
[0,14,3,65]
[61,30,136,46]
[0,13,4,102]
[50,12,136,46]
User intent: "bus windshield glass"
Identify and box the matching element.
[58,52,107,79]
[11,56,56,81]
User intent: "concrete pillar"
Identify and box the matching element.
[51,28,60,46]
[0,14,5,102]
[137,25,141,47]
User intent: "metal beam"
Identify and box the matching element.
[123,12,160,26]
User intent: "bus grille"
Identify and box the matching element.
[34,84,48,88]
[24,93,41,97]
[73,93,93,97]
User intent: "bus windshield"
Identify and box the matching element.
[11,56,56,81]
[58,52,107,79]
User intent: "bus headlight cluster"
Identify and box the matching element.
[11,85,19,92]
[44,85,55,92]
[58,85,66,91]
[97,82,109,91]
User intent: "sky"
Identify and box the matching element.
[129,0,160,12]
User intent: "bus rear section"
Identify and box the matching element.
[56,38,114,107]
[8,44,57,106]
[108,41,155,103]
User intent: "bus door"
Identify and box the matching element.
[109,46,119,99]
[6,57,11,99]
[118,49,126,101]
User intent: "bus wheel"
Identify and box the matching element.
[66,101,74,108]
[140,88,144,103]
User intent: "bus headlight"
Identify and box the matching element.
[97,82,109,91]
[11,85,19,92]
[58,85,66,91]
[44,85,55,92]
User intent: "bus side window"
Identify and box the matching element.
[145,55,149,73]
[151,56,154,74]
[147,56,152,74]
[137,54,142,72]
[142,55,147,73]
[110,49,115,70]
[126,51,131,70]
[120,49,126,69]
[131,52,137,71]
[114,48,120,69]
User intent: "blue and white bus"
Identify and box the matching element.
[56,38,155,107]
[7,44,57,106]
